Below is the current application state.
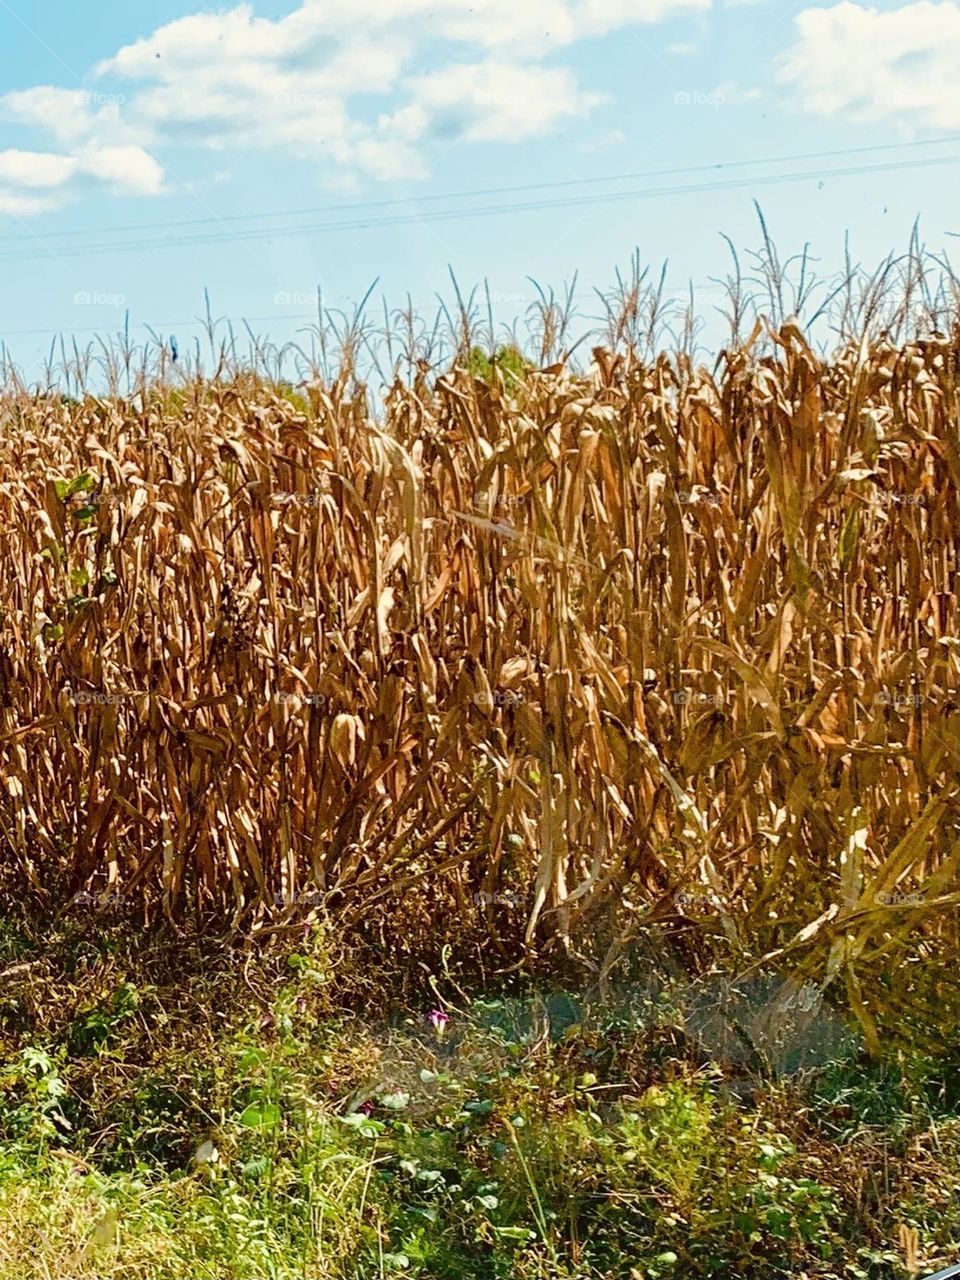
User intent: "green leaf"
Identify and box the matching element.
[55,473,97,502]
[87,1208,118,1250]
[339,1113,385,1138]
[238,1102,281,1130]
[68,473,96,497]
[839,503,860,569]
[21,1047,53,1074]
[378,1090,410,1111]
[463,1099,493,1117]
[240,1156,269,1180]
[237,1047,268,1072]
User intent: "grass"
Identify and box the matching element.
[1,917,960,1278]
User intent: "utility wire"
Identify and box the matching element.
[0,151,955,265]
[1,133,958,248]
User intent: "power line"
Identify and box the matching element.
[1,133,959,249]
[0,151,955,265]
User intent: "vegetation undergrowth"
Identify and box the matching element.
[1,916,959,1279]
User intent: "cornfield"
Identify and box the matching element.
[1,280,959,1037]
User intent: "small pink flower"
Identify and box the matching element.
[358,1100,373,1116]
[428,1008,450,1040]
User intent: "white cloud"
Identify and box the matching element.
[76,145,165,195]
[408,63,604,142]
[94,0,708,65]
[0,189,61,215]
[0,0,708,214]
[0,150,77,189]
[1,87,133,147]
[0,141,162,220]
[577,0,710,28]
[779,1,960,128]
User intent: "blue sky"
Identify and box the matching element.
[0,0,958,372]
